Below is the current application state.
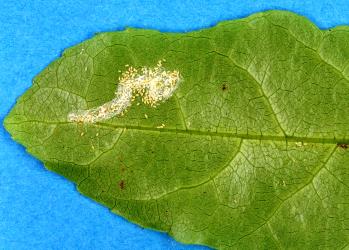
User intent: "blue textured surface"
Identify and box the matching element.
[1,1,349,249]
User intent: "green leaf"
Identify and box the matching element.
[4,10,349,249]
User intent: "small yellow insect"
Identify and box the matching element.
[68,60,181,123]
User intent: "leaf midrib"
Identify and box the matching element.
[6,120,348,144]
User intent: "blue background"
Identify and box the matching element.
[1,1,349,249]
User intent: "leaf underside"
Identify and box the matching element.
[4,10,349,249]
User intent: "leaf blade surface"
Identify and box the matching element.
[4,10,349,249]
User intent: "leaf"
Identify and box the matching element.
[4,10,349,249]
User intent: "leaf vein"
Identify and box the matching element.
[234,145,337,245]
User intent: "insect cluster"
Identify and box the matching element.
[68,60,181,123]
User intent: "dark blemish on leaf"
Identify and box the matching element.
[337,143,348,149]
[222,84,228,91]
[120,163,126,172]
[119,180,125,190]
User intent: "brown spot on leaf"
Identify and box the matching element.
[120,162,126,172]
[222,83,228,91]
[337,143,348,149]
[119,180,125,190]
